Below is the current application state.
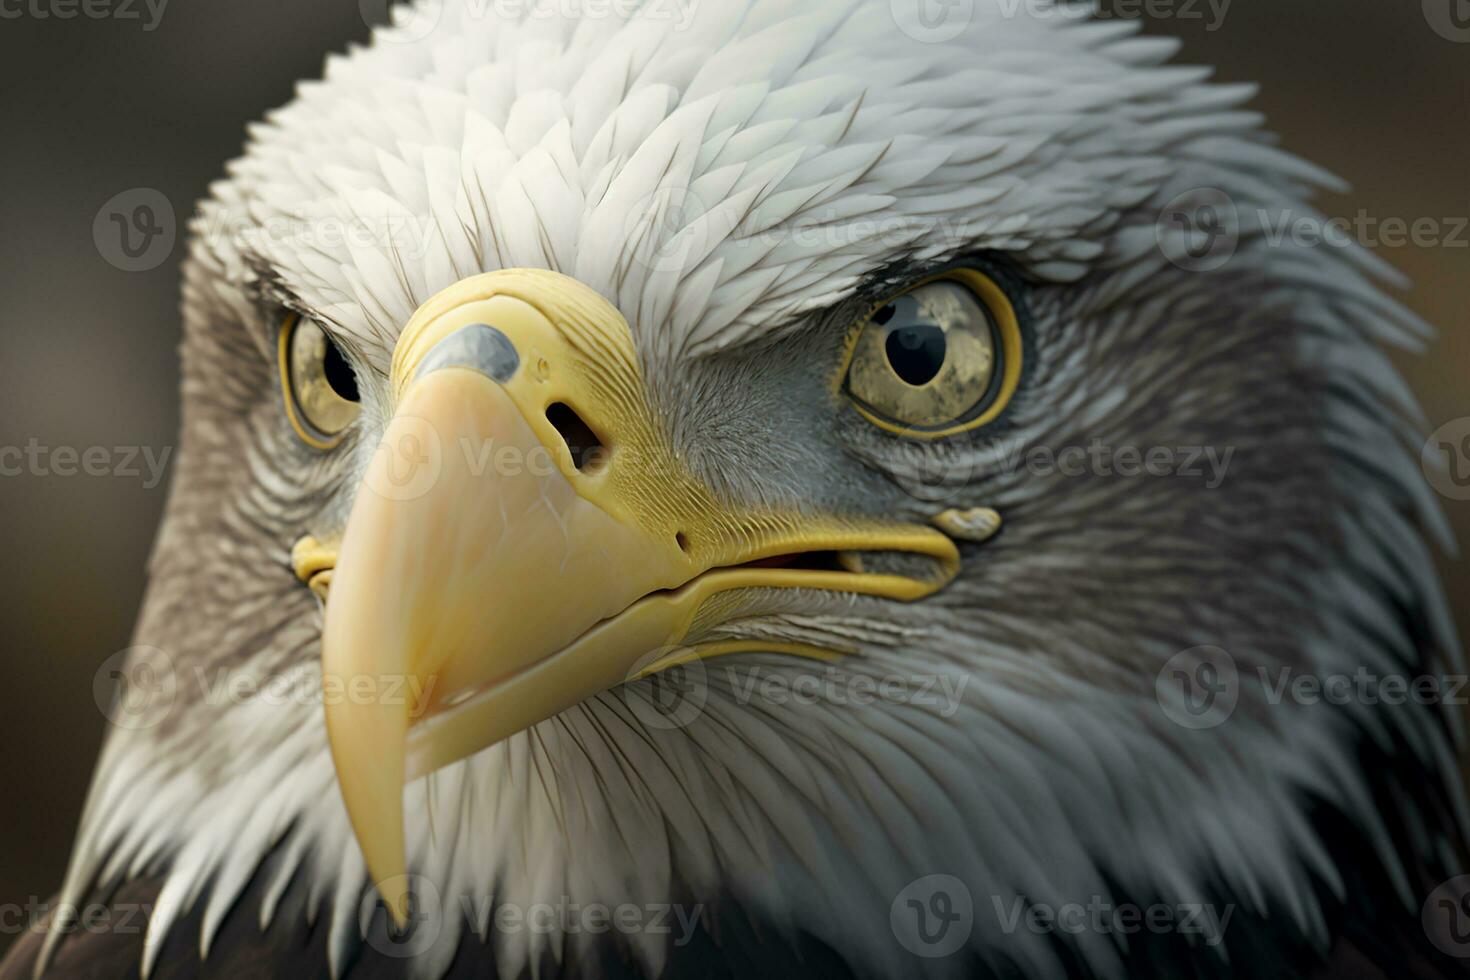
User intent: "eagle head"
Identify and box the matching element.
[23,1,1464,978]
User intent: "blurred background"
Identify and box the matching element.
[0,0,1465,958]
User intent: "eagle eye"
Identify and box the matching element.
[841,269,1022,438]
[279,314,362,449]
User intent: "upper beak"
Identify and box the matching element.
[315,270,959,924]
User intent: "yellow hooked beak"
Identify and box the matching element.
[309,270,959,924]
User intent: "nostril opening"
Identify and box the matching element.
[546,402,608,473]
[675,531,691,554]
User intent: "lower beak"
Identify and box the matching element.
[317,270,959,924]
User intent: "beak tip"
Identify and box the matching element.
[380,877,412,931]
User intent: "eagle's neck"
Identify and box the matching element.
[46,634,1468,979]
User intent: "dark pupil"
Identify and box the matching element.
[884,323,947,386]
[323,339,360,402]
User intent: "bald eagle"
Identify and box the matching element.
[4,1,1466,978]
